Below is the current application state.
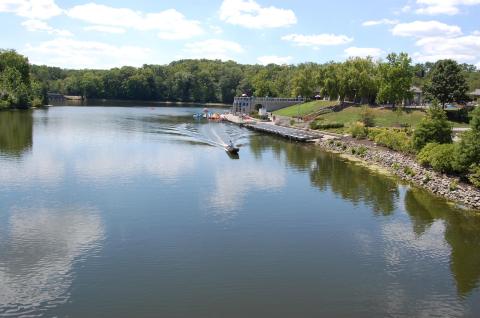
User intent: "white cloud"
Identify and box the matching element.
[219,0,296,29]
[23,37,153,69]
[83,25,125,34]
[415,0,480,15]
[281,33,353,48]
[209,25,223,34]
[362,19,399,26]
[391,20,462,38]
[344,47,385,58]
[0,0,62,20]
[391,20,480,64]
[257,55,293,65]
[401,5,412,13]
[182,39,244,60]
[67,3,203,40]
[21,19,72,36]
[413,33,480,63]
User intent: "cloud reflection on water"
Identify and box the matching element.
[0,206,104,316]
[208,164,286,217]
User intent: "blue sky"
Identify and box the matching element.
[1,0,479,69]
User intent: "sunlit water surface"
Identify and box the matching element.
[0,106,479,317]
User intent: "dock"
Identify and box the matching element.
[243,122,322,142]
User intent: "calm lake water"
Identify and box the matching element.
[1,105,480,317]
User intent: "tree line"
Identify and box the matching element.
[1,48,479,108]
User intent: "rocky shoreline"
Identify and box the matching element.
[315,138,480,211]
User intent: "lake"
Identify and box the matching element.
[1,105,479,317]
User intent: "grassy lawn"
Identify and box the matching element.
[273,100,338,117]
[317,106,469,128]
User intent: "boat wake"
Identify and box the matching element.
[156,121,249,150]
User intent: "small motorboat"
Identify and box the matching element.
[224,140,239,154]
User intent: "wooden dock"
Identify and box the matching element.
[243,122,323,142]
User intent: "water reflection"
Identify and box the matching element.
[251,134,480,297]
[405,190,480,296]
[250,136,399,215]
[0,110,33,157]
[0,206,104,316]
[208,165,285,217]
[73,144,196,183]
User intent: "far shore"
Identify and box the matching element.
[45,98,232,108]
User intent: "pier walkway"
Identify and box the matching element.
[244,122,323,142]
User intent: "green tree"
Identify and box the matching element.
[423,59,469,108]
[376,53,414,107]
[456,107,480,171]
[290,64,317,98]
[413,102,452,150]
[0,50,33,108]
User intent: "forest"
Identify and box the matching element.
[1,48,480,108]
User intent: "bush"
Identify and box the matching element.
[416,143,458,174]
[357,146,368,156]
[449,180,459,191]
[373,129,413,153]
[367,127,383,140]
[413,102,452,150]
[31,97,43,107]
[456,107,480,171]
[403,166,416,176]
[359,105,375,127]
[350,122,367,139]
[310,121,344,130]
[468,164,480,188]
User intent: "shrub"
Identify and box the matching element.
[456,107,480,171]
[403,166,416,176]
[31,97,43,107]
[373,129,413,153]
[357,146,368,156]
[449,180,459,191]
[310,121,344,130]
[468,164,480,188]
[413,102,452,150]
[359,105,375,127]
[367,127,383,141]
[350,122,367,139]
[416,142,458,174]
[423,173,432,184]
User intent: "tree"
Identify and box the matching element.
[412,102,452,150]
[376,53,414,107]
[0,50,33,108]
[423,59,469,108]
[290,64,317,98]
[456,107,480,171]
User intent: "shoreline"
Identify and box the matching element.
[223,114,480,211]
[315,137,480,211]
[49,98,231,107]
